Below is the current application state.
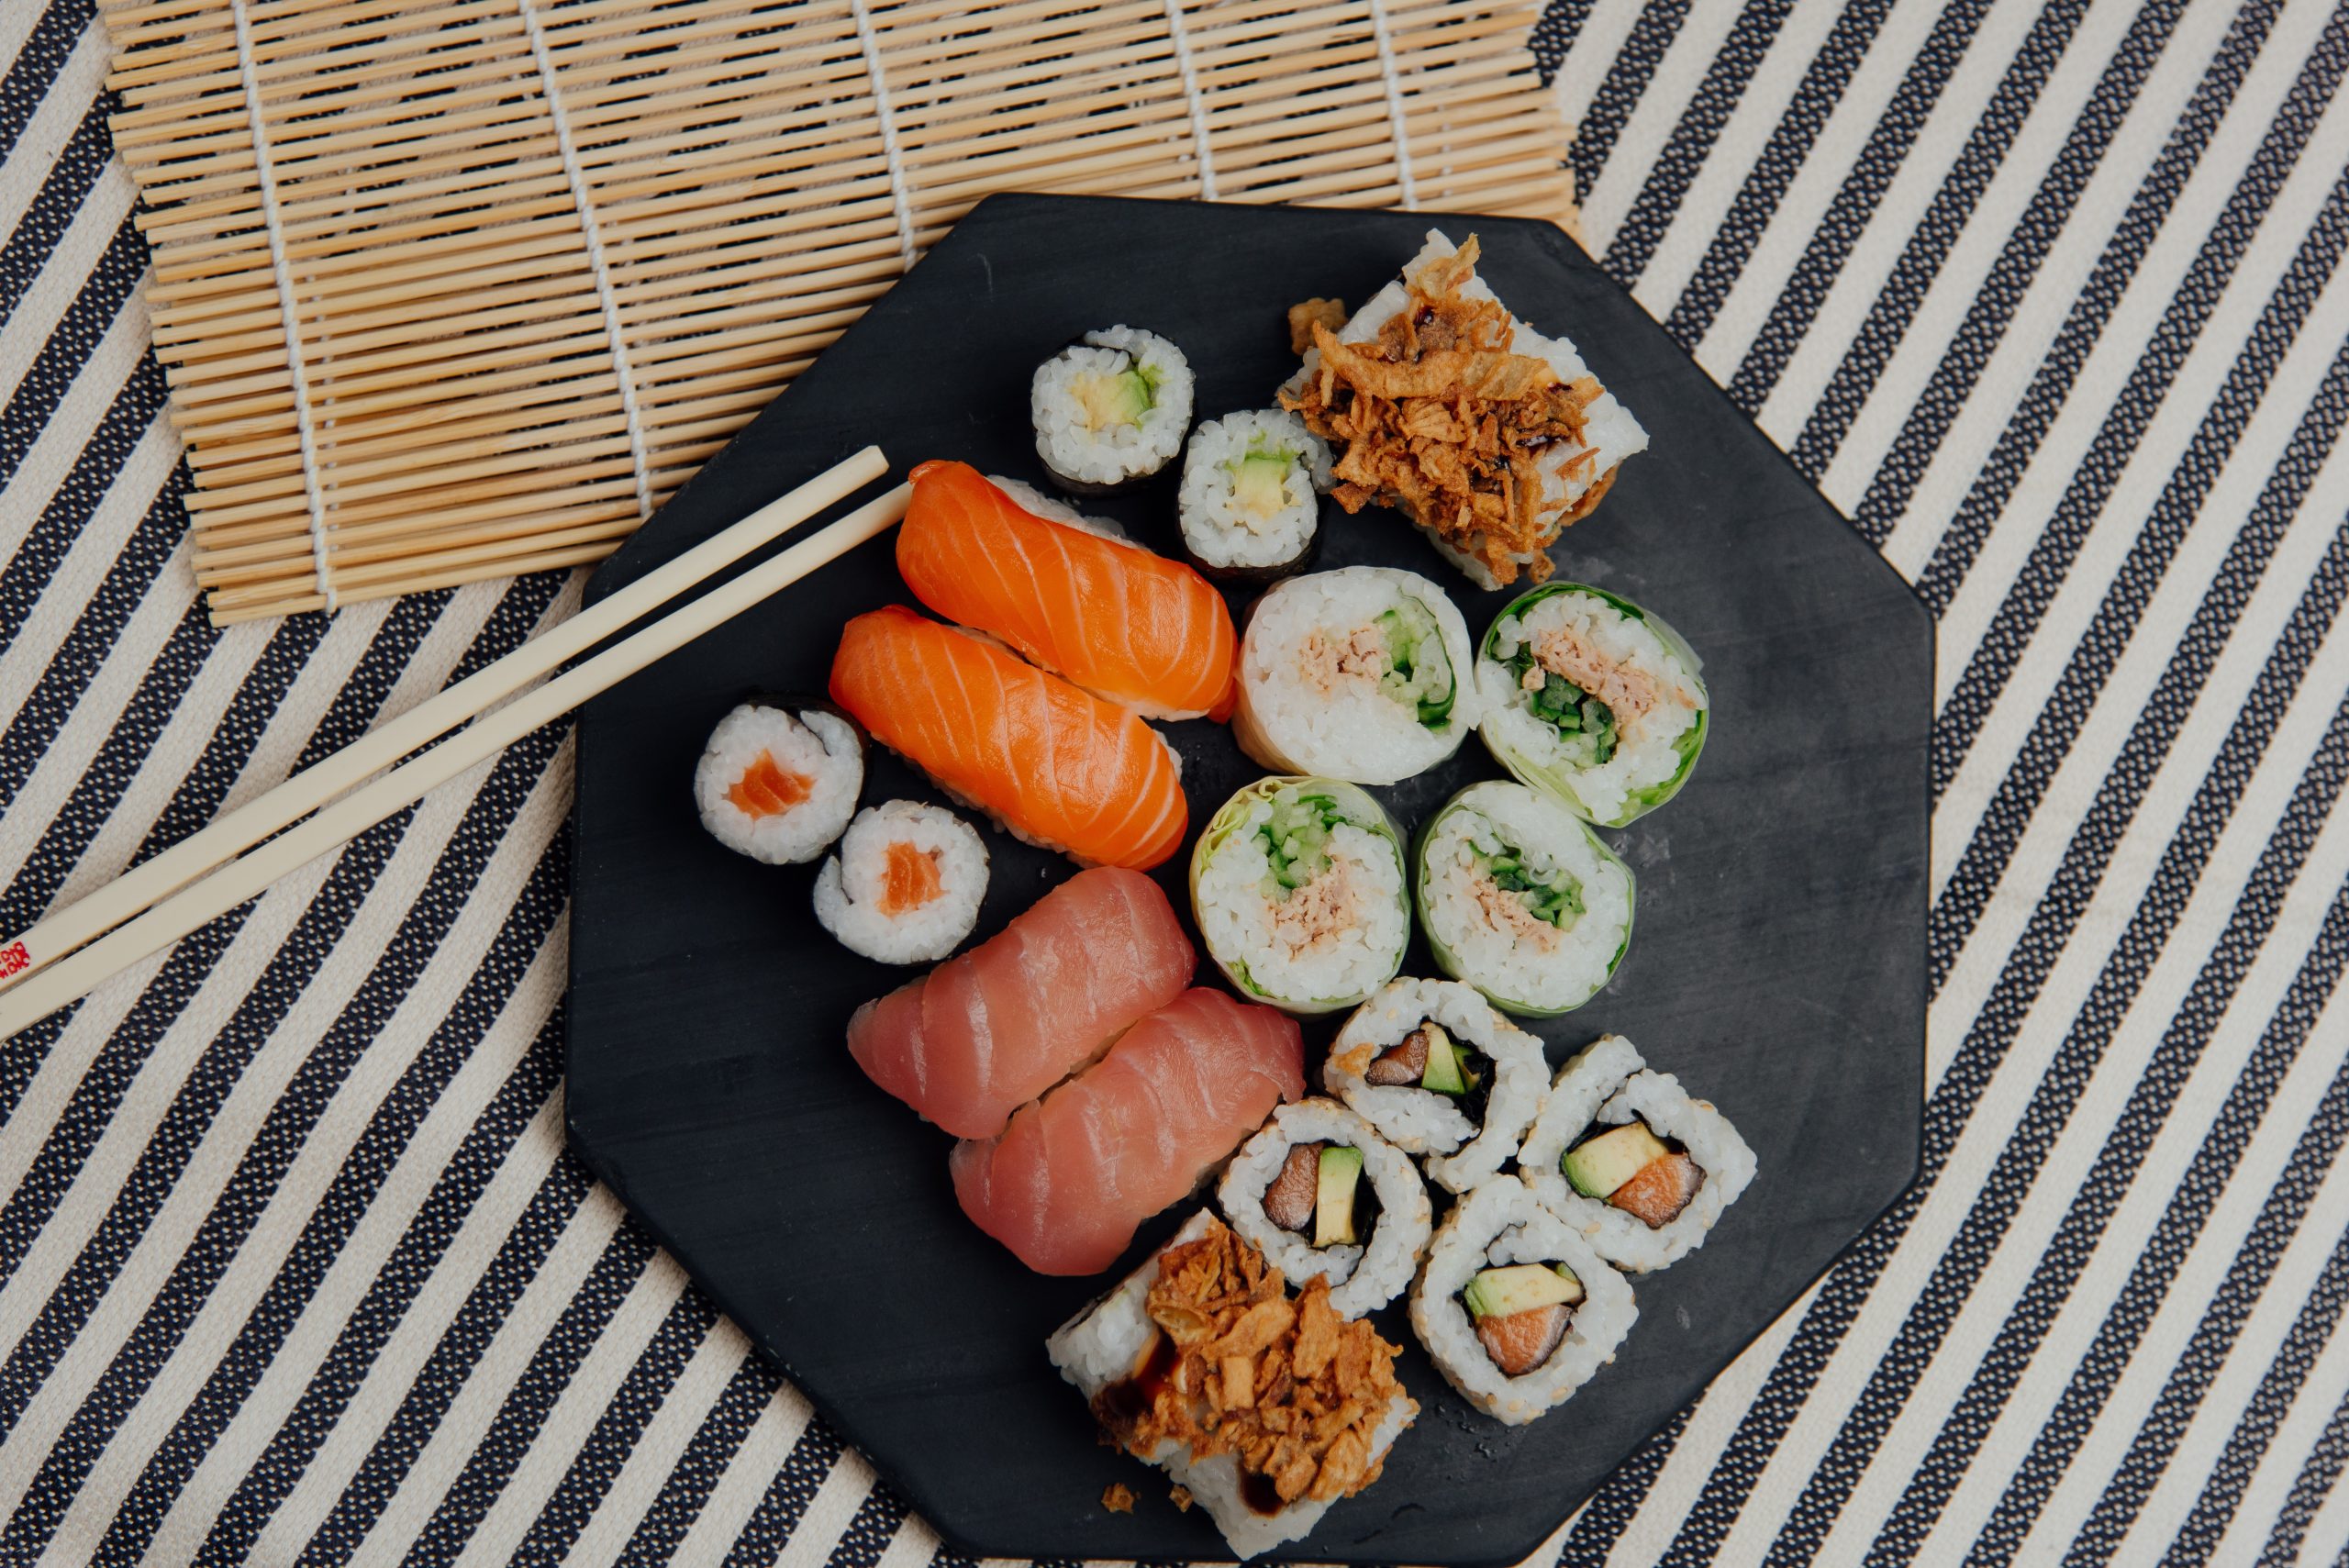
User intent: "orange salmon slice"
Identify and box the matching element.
[880,841,946,914]
[727,751,813,818]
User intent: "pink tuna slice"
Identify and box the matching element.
[949,988,1306,1275]
[844,867,1193,1140]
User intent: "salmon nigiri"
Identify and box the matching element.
[846,867,1195,1139]
[829,606,1188,871]
[950,988,1305,1274]
[896,461,1239,721]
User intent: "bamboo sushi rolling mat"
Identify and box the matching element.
[7,0,2349,1562]
[105,0,1575,626]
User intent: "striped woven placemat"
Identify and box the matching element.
[99,0,1575,624]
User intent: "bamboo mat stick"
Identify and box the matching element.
[0,446,888,998]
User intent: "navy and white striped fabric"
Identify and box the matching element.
[4,0,2347,1560]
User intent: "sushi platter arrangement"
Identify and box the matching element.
[567,195,1932,1565]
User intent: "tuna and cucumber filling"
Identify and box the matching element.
[1233,566,1480,785]
[1519,1035,1758,1274]
[1476,583,1707,828]
[1191,778,1409,1014]
[1408,1175,1636,1425]
[1416,781,1634,1017]
[1031,326,1195,490]
[1177,410,1332,577]
[1325,977,1549,1195]
[1219,1098,1432,1317]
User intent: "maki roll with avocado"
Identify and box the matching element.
[1415,781,1634,1016]
[1030,327,1194,492]
[1191,777,1410,1015]
[1232,566,1479,785]
[812,801,988,964]
[1476,583,1708,828]
[1408,1174,1635,1425]
[1518,1035,1756,1273]
[1218,1098,1433,1318]
[1176,410,1330,580]
[1324,977,1548,1195]
[694,697,863,865]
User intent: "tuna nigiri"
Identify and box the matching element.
[950,988,1305,1274]
[847,867,1195,1139]
[896,461,1239,721]
[829,606,1188,871]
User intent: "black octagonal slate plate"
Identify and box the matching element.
[568,193,1930,1566]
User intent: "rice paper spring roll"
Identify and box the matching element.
[1408,1174,1635,1425]
[1518,1035,1756,1273]
[1415,781,1634,1017]
[1324,977,1548,1194]
[1476,583,1708,828]
[1231,566,1479,785]
[1191,777,1409,1014]
[1217,1098,1432,1318]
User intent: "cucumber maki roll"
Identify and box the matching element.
[1176,409,1330,580]
[1030,327,1193,492]
[1218,1098,1433,1318]
[1415,781,1634,1017]
[1408,1174,1635,1425]
[1232,567,1478,785]
[1518,1035,1756,1273]
[1191,776,1409,1014]
[1325,976,1550,1195]
[1476,583,1708,828]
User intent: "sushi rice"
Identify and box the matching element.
[812,801,988,964]
[1416,781,1634,1016]
[1518,1036,1756,1273]
[1046,1211,1417,1560]
[1408,1174,1636,1425]
[1217,1098,1432,1318]
[1232,566,1480,785]
[1324,976,1549,1194]
[1031,327,1194,490]
[1191,777,1409,1014]
[1477,583,1708,828]
[1176,410,1330,576]
[693,700,863,865]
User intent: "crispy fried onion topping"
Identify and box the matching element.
[1279,236,1609,586]
[1096,1219,1415,1509]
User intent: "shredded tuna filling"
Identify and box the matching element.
[1279,237,1606,587]
[1096,1221,1415,1507]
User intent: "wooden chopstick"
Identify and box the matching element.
[0,481,909,1040]
[0,445,889,1000]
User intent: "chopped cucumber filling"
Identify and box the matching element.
[1481,850,1585,929]
[1260,791,1346,895]
[1510,651,1619,765]
[1375,598,1456,728]
[1072,355,1161,431]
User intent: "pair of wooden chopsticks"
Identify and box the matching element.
[0,447,907,1040]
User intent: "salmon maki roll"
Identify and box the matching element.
[846,867,1194,1140]
[896,461,1238,721]
[829,606,1188,871]
[950,988,1305,1274]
